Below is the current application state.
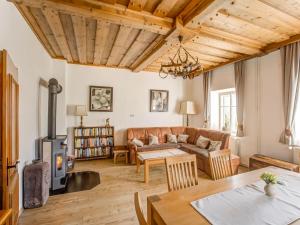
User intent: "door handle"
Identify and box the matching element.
[7,160,20,169]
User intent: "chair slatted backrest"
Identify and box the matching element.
[134,192,147,225]
[165,154,199,192]
[209,149,233,180]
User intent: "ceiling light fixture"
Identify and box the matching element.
[159,36,203,79]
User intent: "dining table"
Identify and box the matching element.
[147,166,300,225]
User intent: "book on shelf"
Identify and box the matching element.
[75,146,111,158]
[74,127,114,137]
[74,126,114,159]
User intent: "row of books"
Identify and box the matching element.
[75,147,111,158]
[74,127,113,137]
[74,137,113,148]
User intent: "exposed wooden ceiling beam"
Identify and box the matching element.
[128,0,147,11]
[94,20,110,65]
[153,0,178,17]
[14,4,56,57]
[184,42,241,59]
[234,0,300,34]
[107,26,133,66]
[71,15,87,64]
[130,34,165,69]
[215,9,289,41]
[258,0,300,26]
[42,7,73,62]
[119,30,158,67]
[263,33,300,54]
[201,33,300,76]
[199,26,266,49]
[10,0,174,35]
[179,0,227,28]
[132,0,229,72]
[132,28,180,72]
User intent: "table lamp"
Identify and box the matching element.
[75,105,88,127]
[180,101,196,127]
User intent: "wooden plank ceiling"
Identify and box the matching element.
[9,0,300,75]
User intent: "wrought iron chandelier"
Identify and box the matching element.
[159,36,203,79]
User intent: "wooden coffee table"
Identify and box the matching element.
[136,149,188,183]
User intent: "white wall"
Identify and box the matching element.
[66,64,187,148]
[0,1,55,209]
[189,51,292,165]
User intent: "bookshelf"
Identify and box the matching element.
[73,126,114,160]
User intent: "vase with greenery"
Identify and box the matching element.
[260,172,278,197]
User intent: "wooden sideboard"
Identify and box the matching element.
[249,154,299,172]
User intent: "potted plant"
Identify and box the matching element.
[260,172,278,197]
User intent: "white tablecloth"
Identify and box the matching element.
[191,174,300,225]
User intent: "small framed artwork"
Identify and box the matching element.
[89,86,113,112]
[150,89,169,112]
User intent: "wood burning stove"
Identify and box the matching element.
[42,136,67,191]
[41,78,68,191]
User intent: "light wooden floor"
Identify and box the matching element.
[18,159,248,225]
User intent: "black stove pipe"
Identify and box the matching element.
[48,78,62,139]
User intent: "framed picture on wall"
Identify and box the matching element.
[89,86,113,112]
[150,89,169,112]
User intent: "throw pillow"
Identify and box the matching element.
[177,134,189,143]
[208,141,222,151]
[196,136,210,149]
[131,138,144,147]
[149,135,159,145]
[167,134,177,143]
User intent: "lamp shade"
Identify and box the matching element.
[75,105,87,116]
[180,101,196,115]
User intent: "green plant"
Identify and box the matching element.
[260,172,278,184]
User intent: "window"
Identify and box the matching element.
[219,91,237,133]
[210,88,237,134]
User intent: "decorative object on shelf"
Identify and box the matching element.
[73,126,114,160]
[159,36,203,79]
[89,86,113,112]
[75,105,88,127]
[105,118,110,127]
[150,89,169,112]
[260,172,278,197]
[180,101,196,126]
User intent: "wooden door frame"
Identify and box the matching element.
[0,50,20,224]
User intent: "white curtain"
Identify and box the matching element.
[203,71,212,128]
[280,42,300,145]
[234,61,246,137]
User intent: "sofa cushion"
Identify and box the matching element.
[208,141,222,151]
[167,134,177,143]
[196,136,210,149]
[146,128,162,144]
[137,143,180,152]
[131,138,144,147]
[149,135,159,145]
[178,134,189,143]
[195,129,230,149]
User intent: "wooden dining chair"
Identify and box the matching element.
[165,154,199,192]
[209,149,233,180]
[134,192,148,225]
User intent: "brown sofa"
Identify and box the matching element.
[127,126,240,176]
